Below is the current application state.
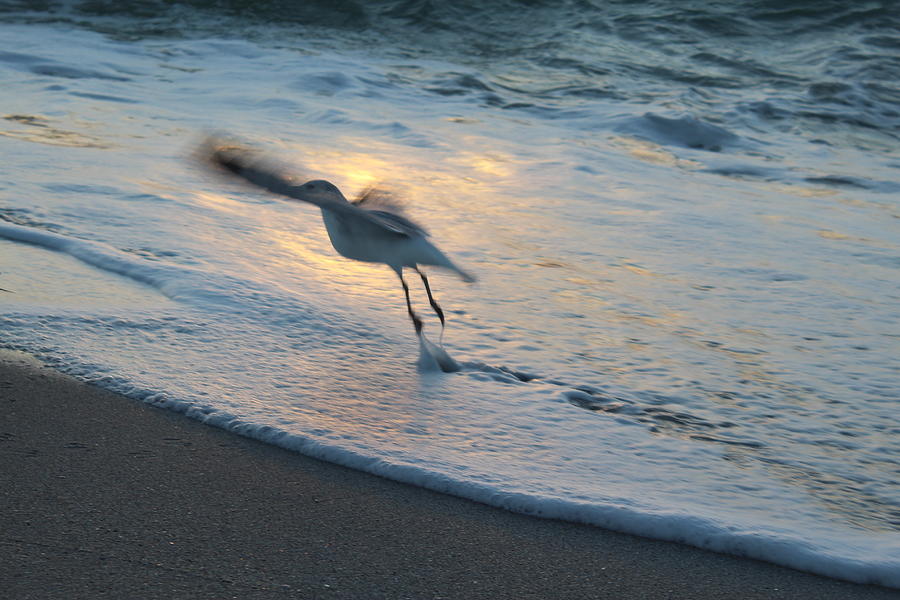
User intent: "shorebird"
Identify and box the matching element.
[201,137,475,339]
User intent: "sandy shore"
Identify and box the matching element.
[1,348,894,600]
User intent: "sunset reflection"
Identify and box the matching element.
[271,229,400,298]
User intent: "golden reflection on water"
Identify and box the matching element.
[281,133,522,197]
[450,148,517,178]
[0,114,108,148]
[817,229,852,240]
[191,190,256,216]
[779,184,837,198]
[301,147,391,193]
[284,137,434,192]
[621,263,661,278]
[608,135,701,169]
[271,229,399,297]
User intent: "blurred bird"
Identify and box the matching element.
[200,136,475,340]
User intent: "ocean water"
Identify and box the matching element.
[1,0,899,587]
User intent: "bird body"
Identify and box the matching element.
[319,207,470,280]
[202,138,474,338]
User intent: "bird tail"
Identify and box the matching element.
[442,256,477,284]
[442,259,476,283]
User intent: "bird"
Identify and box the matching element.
[200,136,475,340]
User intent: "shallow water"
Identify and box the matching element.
[1,1,899,587]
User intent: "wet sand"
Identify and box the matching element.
[1,348,895,599]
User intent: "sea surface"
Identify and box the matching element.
[1,0,899,587]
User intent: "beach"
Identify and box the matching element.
[2,348,895,600]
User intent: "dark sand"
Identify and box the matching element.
[1,349,895,600]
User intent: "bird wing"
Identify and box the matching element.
[353,185,402,211]
[353,186,428,237]
[365,209,428,237]
[202,138,323,205]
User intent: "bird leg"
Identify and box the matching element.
[415,268,446,345]
[399,272,423,336]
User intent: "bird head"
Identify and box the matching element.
[296,180,348,203]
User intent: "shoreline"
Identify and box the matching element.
[1,348,895,599]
